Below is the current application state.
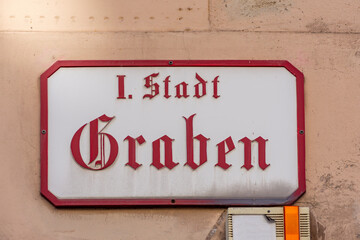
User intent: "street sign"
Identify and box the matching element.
[40,60,305,206]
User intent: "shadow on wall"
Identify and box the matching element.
[205,210,227,240]
[310,211,326,240]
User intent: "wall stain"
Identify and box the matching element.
[320,173,355,191]
[222,0,291,17]
[306,19,330,32]
[252,0,277,9]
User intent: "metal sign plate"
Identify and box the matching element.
[40,60,305,206]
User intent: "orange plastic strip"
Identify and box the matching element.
[284,206,300,240]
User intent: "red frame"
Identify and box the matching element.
[40,60,305,207]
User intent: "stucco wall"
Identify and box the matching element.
[1,0,360,239]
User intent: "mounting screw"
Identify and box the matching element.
[299,130,304,135]
[168,61,173,65]
[41,130,47,134]
[267,210,270,213]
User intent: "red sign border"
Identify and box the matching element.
[40,60,305,207]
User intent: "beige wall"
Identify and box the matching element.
[1,0,360,239]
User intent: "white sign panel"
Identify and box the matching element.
[40,60,305,206]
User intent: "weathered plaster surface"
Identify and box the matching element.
[1,0,360,239]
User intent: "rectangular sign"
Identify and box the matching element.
[40,60,305,206]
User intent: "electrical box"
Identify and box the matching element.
[227,207,310,240]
